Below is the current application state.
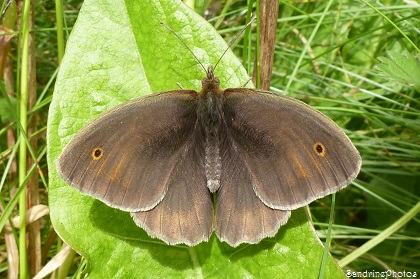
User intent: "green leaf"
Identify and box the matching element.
[0,95,17,123]
[377,50,420,87]
[47,0,346,277]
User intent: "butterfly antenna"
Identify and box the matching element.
[213,16,257,71]
[160,22,208,74]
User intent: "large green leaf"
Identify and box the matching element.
[47,0,346,277]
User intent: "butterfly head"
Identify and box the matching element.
[200,66,221,96]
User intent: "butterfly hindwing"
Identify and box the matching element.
[215,124,290,247]
[132,124,214,245]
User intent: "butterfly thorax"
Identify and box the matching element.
[197,67,225,193]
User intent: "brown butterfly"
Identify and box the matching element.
[57,64,361,246]
[57,20,361,246]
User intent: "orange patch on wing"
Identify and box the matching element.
[291,154,308,178]
[109,156,126,182]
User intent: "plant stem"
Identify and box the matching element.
[19,0,31,277]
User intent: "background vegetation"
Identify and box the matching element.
[0,0,419,278]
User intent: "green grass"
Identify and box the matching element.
[1,0,419,278]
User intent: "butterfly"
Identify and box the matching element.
[57,63,361,247]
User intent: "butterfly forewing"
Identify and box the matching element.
[223,88,361,210]
[57,91,199,212]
